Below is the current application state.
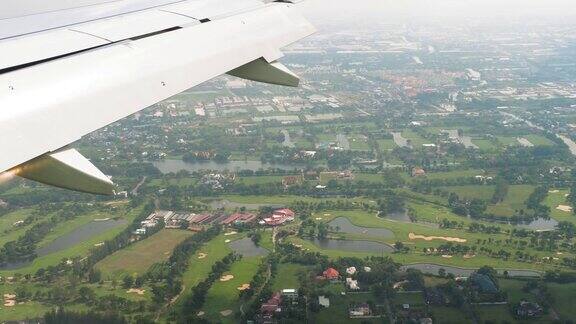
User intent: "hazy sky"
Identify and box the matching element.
[299,0,576,23]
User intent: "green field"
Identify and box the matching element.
[237,175,285,185]
[270,263,310,292]
[430,305,469,323]
[424,169,485,180]
[401,129,429,147]
[377,139,397,150]
[525,134,555,146]
[543,189,576,224]
[547,282,576,320]
[201,256,263,323]
[440,185,496,201]
[97,229,193,278]
[312,289,384,323]
[486,184,535,217]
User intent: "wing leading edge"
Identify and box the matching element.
[0,0,315,194]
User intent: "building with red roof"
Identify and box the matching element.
[260,208,295,226]
[260,292,283,315]
[323,267,340,280]
[221,212,257,225]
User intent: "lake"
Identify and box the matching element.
[402,263,542,278]
[311,238,395,253]
[0,219,127,270]
[228,237,269,257]
[327,217,394,238]
[153,159,306,174]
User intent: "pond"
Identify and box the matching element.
[208,199,284,210]
[382,211,412,223]
[0,219,127,270]
[517,217,558,231]
[153,159,305,174]
[401,263,542,278]
[36,219,127,257]
[311,238,395,253]
[327,217,394,238]
[228,237,269,257]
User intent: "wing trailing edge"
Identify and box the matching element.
[16,147,114,195]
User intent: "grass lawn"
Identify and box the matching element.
[499,278,538,304]
[270,263,310,292]
[525,134,555,146]
[96,229,193,278]
[486,184,535,218]
[401,129,429,147]
[424,169,485,180]
[430,306,470,324]
[0,208,37,246]
[472,139,498,151]
[377,139,397,150]
[440,185,496,201]
[148,178,197,187]
[313,290,385,324]
[202,256,264,323]
[543,189,576,225]
[237,176,285,185]
[392,291,425,307]
[474,304,515,323]
[546,282,576,321]
[348,134,371,151]
[496,136,520,146]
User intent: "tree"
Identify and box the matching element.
[122,275,134,289]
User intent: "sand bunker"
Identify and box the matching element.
[220,274,234,282]
[225,239,231,243]
[441,255,453,258]
[409,232,466,243]
[556,205,573,212]
[94,242,104,247]
[315,217,323,220]
[463,254,476,259]
[126,288,145,295]
[237,283,250,291]
[197,311,205,316]
[549,190,560,193]
[3,294,16,307]
[224,231,237,236]
[220,309,233,316]
[198,253,207,259]
[324,213,331,216]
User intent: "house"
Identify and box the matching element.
[363,266,372,272]
[261,208,295,226]
[469,273,498,294]
[281,289,298,300]
[349,303,371,317]
[318,295,330,308]
[411,167,426,177]
[346,278,360,290]
[0,199,8,208]
[282,176,301,187]
[221,212,257,226]
[260,292,283,316]
[517,301,543,317]
[346,266,357,275]
[133,228,146,235]
[323,267,339,281]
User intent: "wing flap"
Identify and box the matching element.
[70,9,197,42]
[0,29,108,72]
[16,147,114,195]
[162,0,264,20]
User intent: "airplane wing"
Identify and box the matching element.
[0,0,315,195]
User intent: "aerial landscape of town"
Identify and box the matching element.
[3,3,576,323]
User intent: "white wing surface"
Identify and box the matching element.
[0,0,315,194]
